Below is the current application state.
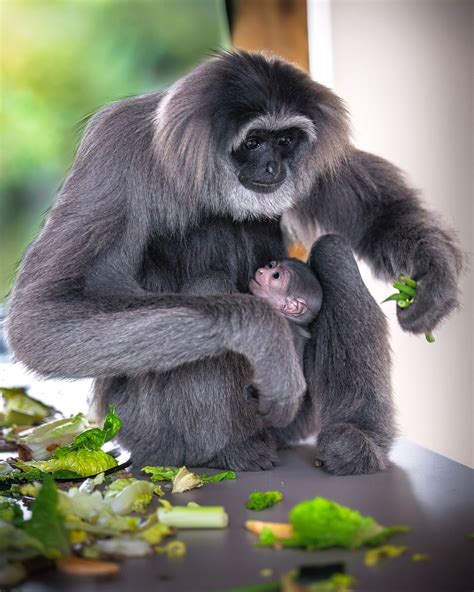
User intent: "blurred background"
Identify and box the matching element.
[1,0,472,467]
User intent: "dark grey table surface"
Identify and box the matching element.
[14,438,473,592]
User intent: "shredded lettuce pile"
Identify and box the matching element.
[0,408,122,485]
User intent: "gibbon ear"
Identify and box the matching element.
[282,296,308,317]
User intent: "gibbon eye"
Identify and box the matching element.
[272,272,280,279]
[278,136,293,147]
[244,137,261,150]
[266,261,277,268]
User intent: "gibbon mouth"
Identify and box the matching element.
[240,178,285,194]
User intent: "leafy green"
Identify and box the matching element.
[104,479,155,514]
[142,465,236,484]
[0,387,55,427]
[201,471,236,483]
[0,497,24,527]
[411,552,430,562]
[256,527,279,548]
[17,413,90,460]
[171,467,203,493]
[310,573,355,592]
[287,497,408,550]
[257,497,409,551]
[24,475,70,558]
[364,544,407,567]
[141,466,180,481]
[53,406,122,458]
[17,449,117,478]
[0,521,45,561]
[58,488,105,520]
[246,491,283,511]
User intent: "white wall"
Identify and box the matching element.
[308,0,473,467]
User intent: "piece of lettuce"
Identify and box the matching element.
[0,387,56,427]
[53,406,122,458]
[246,491,283,511]
[104,479,155,514]
[171,467,203,493]
[16,414,90,460]
[258,497,409,550]
[141,466,180,481]
[142,465,236,484]
[24,474,70,559]
[364,544,407,567]
[17,449,117,478]
[0,497,24,527]
[58,488,105,519]
[0,521,45,561]
[201,471,236,483]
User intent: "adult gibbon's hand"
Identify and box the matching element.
[396,247,462,335]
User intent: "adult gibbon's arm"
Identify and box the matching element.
[299,148,463,334]
[5,97,305,428]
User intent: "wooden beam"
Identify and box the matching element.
[231,0,309,71]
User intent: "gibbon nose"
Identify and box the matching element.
[265,160,279,178]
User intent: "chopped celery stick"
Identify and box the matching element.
[157,505,228,528]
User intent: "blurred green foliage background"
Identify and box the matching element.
[0,0,229,302]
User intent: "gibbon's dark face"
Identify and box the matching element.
[154,51,350,220]
[232,127,304,194]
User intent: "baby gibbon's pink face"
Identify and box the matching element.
[249,261,308,320]
[249,261,290,302]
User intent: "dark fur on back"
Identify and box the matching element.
[6,51,462,473]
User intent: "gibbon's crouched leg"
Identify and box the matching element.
[94,353,279,471]
[305,234,395,475]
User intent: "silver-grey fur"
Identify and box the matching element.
[6,51,463,474]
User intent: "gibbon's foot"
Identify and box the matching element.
[206,433,279,471]
[316,423,389,475]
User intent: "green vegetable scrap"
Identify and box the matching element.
[258,497,409,551]
[24,475,70,559]
[364,544,407,567]
[3,407,123,484]
[0,497,24,527]
[104,479,156,514]
[0,387,56,427]
[201,471,236,483]
[157,504,229,528]
[17,449,117,478]
[53,405,121,458]
[171,466,203,493]
[141,466,179,481]
[246,491,283,511]
[139,522,172,545]
[309,573,355,592]
[411,552,430,562]
[225,569,355,592]
[381,275,435,343]
[16,413,90,461]
[141,465,236,488]
[155,540,187,559]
